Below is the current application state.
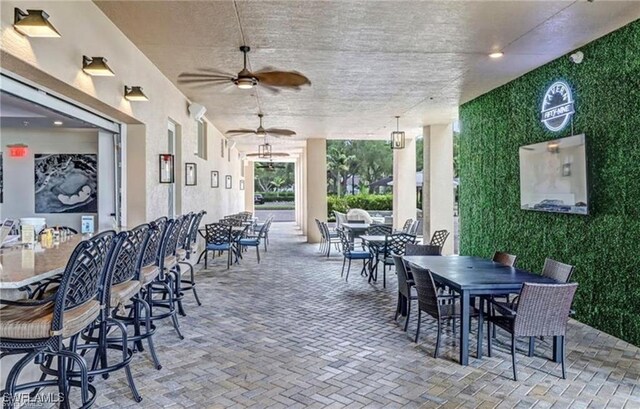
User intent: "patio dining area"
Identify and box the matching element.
[78,223,639,408]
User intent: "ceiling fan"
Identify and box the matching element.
[177,46,311,92]
[256,161,287,171]
[226,114,296,138]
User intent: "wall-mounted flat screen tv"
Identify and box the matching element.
[519,134,588,215]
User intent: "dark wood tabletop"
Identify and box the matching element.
[402,256,557,291]
[402,255,560,366]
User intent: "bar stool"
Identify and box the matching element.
[0,231,116,409]
[147,217,185,339]
[177,211,206,311]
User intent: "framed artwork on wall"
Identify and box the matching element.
[185,163,197,186]
[240,180,245,190]
[211,171,219,188]
[225,175,232,189]
[159,154,174,183]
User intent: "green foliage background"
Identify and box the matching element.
[459,21,640,346]
[328,194,393,219]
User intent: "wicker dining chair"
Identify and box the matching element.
[392,255,417,332]
[377,233,416,288]
[487,282,578,381]
[399,218,414,233]
[493,251,517,267]
[410,265,479,356]
[403,243,442,282]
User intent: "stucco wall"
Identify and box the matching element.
[0,0,244,225]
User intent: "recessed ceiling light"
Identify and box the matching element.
[53,120,63,126]
[489,52,504,59]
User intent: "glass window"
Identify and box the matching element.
[196,120,207,160]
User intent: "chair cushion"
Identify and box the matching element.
[164,255,178,268]
[207,243,230,251]
[140,264,160,285]
[239,238,259,246]
[348,251,371,260]
[0,299,100,339]
[110,280,141,307]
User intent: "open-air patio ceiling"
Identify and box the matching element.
[95,0,640,153]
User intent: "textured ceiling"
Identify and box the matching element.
[95,0,640,149]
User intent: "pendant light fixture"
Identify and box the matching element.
[13,8,61,38]
[390,116,405,150]
[124,86,149,101]
[258,142,272,159]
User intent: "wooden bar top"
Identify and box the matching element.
[0,235,83,290]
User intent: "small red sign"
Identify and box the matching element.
[8,145,28,158]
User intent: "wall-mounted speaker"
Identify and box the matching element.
[188,103,206,121]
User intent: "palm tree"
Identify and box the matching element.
[327,145,355,196]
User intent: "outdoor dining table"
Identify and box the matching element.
[402,255,559,366]
[359,234,387,282]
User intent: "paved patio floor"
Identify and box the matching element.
[91,223,639,408]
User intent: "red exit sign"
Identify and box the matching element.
[8,145,28,158]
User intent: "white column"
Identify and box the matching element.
[392,137,417,230]
[305,140,326,243]
[422,124,455,255]
[244,161,255,214]
[294,158,301,228]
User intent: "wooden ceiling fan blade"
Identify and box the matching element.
[225,129,257,135]
[254,70,311,88]
[266,128,296,137]
[177,78,231,85]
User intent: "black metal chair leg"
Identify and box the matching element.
[256,246,260,263]
[528,337,535,357]
[139,297,162,370]
[341,258,346,277]
[345,259,352,282]
[4,350,41,409]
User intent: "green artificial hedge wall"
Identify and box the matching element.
[459,20,640,346]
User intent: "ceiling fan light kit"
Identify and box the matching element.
[258,142,272,159]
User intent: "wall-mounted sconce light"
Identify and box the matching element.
[390,116,405,150]
[124,86,148,101]
[14,8,61,38]
[82,56,115,76]
[7,144,29,158]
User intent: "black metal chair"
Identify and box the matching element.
[203,223,233,269]
[487,282,578,380]
[178,211,206,309]
[147,218,185,339]
[0,231,116,409]
[399,218,413,233]
[106,223,163,371]
[392,255,417,332]
[321,221,340,257]
[238,222,268,263]
[376,233,416,288]
[411,265,479,357]
[429,230,450,251]
[65,230,146,403]
[367,224,392,236]
[337,229,372,282]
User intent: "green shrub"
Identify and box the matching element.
[257,192,295,202]
[327,194,392,219]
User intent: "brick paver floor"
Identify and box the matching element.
[92,223,639,408]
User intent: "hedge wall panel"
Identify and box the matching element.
[459,20,640,346]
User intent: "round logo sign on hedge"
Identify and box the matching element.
[541,80,575,132]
